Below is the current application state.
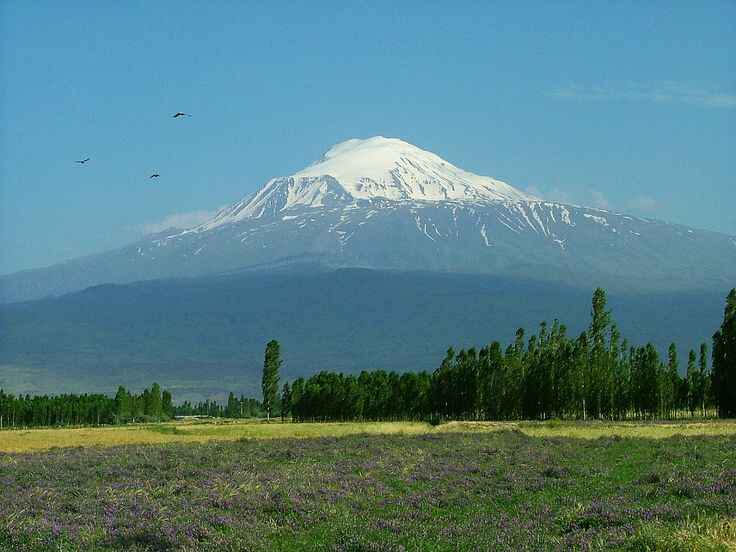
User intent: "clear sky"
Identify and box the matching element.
[1,1,734,274]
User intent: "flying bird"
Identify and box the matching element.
[172,112,191,118]
[75,158,90,164]
[150,173,160,179]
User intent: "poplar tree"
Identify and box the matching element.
[281,382,291,421]
[114,386,132,422]
[637,344,660,418]
[699,343,710,416]
[141,389,151,417]
[573,332,589,420]
[588,288,611,419]
[226,392,239,418]
[162,390,173,418]
[686,350,697,416]
[149,383,162,419]
[713,289,736,418]
[666,344,679,418]
[262,340,281,421]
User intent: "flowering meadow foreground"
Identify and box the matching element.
[1,421,735,551]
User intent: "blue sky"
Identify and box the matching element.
[1,1,734,274]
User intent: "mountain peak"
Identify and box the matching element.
[4,136,736,303]
[293,136,536,204]
[200,137,538,230]
[319,136,416,161]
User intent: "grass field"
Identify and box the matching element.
[1,420,735,551]
[3,418,736,453]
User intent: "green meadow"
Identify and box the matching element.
[1,420,735,551]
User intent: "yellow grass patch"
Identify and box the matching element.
[1,419,735,453]
[676,517,736,551]
[0,420,430,453]
[439,419,736,440]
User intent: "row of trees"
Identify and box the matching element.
[283,370,431,422]
[0,391,117,428]
[281,288,736,422]
[173,394,263,418]
[0,383,265,429]
[713,289,736,417]
[113,384,173,423]
[3,289,732,428]
[0,384,179,428]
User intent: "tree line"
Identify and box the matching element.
[281,288,736,422]
[0,384,168,429]
[173,394,263,419]
[2,288,733,428]
[0,383,264,429]
[0,391,116,429]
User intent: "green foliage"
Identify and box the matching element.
[225,392,239,418]
[148,382,162,418]
[280,383,291,421]
[262,340,281,420]
[0,383,265,429]
[1,272,726,403]
[290,370,431,422]
[172,396,263,418]
[111,383,172,423]
[712,289,736,418]
[161,389,173,417]
[0,382,175,428]
[286,288,731,423]
[3,288,733,428]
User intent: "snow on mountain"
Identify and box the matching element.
[197,137,537,231]
[295,137,536,203]
[1,136,735,303]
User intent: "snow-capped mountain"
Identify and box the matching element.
[199,137,536,229]
[1,137,735,303]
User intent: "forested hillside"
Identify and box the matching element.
[0,269,727,401]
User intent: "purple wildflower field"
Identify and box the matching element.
[0,430,734,551]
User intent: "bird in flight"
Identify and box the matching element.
[172,112,191,118]
[75,158,90,164]
[150,173,160,179]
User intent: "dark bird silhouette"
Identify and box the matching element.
[172,112,191,118]
[150,173,160,179]
[75,158,90,164]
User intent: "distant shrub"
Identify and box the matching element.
[636,471,662,485]
[542,466,570,479]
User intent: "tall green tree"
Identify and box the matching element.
[713,289,736,418]
[149,383,162,419]
[686,350,697,416]
[572,332,589,420]
[281,383,291,421]
[141,389,151,417]
[262,340,282,421]
[699,343,710,416]
[114,386,132,422]
[588,288,611,419]
[225,392,239,418]
[632,344,660,418]
[161,390,173,418]
[664,344,679,418]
